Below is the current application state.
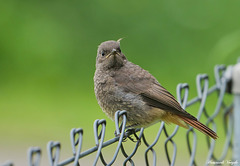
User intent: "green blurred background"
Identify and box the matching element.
[0,0,239,165]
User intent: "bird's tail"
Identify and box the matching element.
[178,115,218,140]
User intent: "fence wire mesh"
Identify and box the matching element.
[1,64,236,166]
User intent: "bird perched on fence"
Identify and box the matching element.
[94,39,218,140]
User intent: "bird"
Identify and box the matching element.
[94,39,218,140]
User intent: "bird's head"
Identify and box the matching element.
[96,39,127,70]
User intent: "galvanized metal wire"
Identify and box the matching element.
[1,64,235,166]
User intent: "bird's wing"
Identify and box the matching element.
[113,62,220,139]
[114,62,196,120]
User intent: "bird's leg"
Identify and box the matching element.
[114,126,129,142]
[114,127,141,143]
[126,128,141,143]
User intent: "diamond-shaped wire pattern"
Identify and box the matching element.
[1,64,236,166]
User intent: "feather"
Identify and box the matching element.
[178,115,218,140]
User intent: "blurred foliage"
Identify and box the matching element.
[0,0,239,164]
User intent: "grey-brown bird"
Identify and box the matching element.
[94,39,218,140]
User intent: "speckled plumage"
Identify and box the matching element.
[94,60,163,127]
[94,40,218,139]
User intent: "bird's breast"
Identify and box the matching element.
[94,73,145,119]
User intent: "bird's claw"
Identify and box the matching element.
[114,129,141,144]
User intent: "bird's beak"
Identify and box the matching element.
[111,48,117,55]
[106,49,118,59]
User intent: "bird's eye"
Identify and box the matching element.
[117,48,121,52]
[101,51,105,56]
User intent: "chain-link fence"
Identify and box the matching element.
[1,60,240,166]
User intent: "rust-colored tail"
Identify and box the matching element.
[178,115,218,140]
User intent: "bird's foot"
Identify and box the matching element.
[114,128,141,144]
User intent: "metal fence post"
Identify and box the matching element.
[233,58,240,162]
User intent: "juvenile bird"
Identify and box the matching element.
[94,39,218,140]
